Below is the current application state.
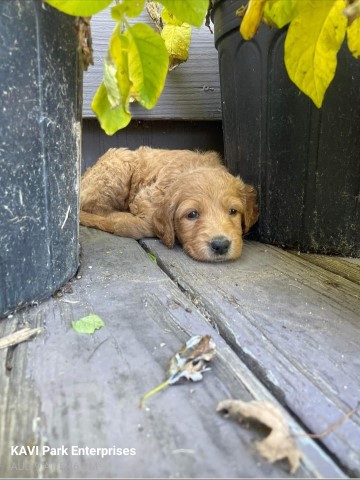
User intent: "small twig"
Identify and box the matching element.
[205,0,213,33]
[293,402,360,439]
[87,337,110,362]
[146,0,163,34]
[0,327,42,350]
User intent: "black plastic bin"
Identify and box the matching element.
[0,0,82,317]
[213,0,360,256]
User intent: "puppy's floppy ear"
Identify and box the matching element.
[152,196,176,248]
[237,179,259,233]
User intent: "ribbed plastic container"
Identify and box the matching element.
[0,0,82,317]
[213,0,360,256]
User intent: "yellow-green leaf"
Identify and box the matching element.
[45,0,112,16]
[147,252,157,263]
[111,0,144,20]
[72,314,105,334]
[240,0,267,40]
[284,0,348,108]
[94,25,133,134]
[109,26,132,113]
[161,23,192,66]
[160,0,208,28]
[161,7,183,26]
[92,83,131,135]
[103,56,121,109]
[347,17,360,58]
[125,23,169,109]
[263,0,301,28]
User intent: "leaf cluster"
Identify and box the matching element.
[45,0,358,131]
[45,0,208,134]
[240,0,360,107]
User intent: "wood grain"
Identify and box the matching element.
[0,229,345,478]
[142,237,360,476]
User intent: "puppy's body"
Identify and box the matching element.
[80,147,258,261]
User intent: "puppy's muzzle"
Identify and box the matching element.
[210,236,231,256]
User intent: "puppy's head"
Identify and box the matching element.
[152,167,258,261]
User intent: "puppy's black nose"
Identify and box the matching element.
[210,236,231,255]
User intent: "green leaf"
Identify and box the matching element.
[72,314,105,334]
[103,56,121,109]
[263,0,301,28]
[125,23,169,109]
[284,0,347,108]
[111,0,145,20]
[147,252,157,263]
[161,7,183,26]
[159,0,208,28]
[44,0,112,16]
[109,26,132,113]
[93,24,134,135]
[92,82,131,135]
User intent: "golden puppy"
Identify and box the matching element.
[80,147,258,261]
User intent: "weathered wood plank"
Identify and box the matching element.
[141,238,360,476]
[83,9,221,120]
[289,251,360,285]
[0,229,344,478]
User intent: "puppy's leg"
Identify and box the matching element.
[80,149,134,214]
[80,211,153,240]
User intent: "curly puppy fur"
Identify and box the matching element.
[80,147,258,262]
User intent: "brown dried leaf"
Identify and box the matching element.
[75,16,93,71]
[139,335,216,407]
[217,399,302,473]
[167,334,216,383]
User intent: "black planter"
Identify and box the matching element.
[213,0,360,256]
[0,0,82,317]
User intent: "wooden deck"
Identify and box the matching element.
[1,227,359,478]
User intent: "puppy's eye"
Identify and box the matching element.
[229,208,238,216]
[187,210,199,220]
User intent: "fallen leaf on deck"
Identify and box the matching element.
[72,314,105,334]
[147,252,157,263]
[217,399,302,473]
[0,327,42,350]
[140,335,216,407]
[167,334,216,382]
